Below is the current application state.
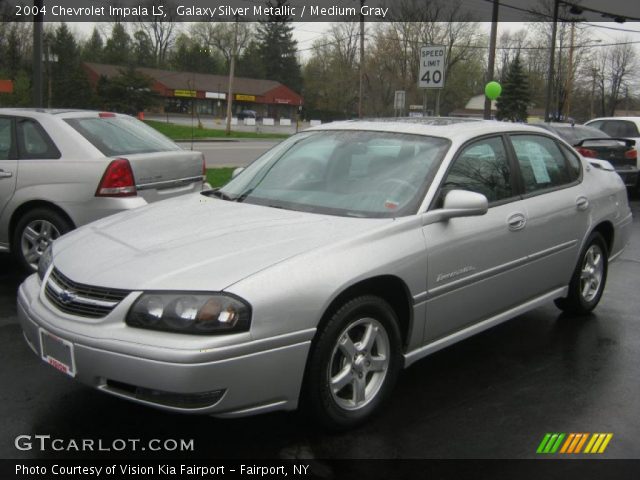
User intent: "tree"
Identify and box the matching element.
[254,0,303,93]
[170,33,223,74]
[50,23,94,108]
[96,68,156,114]
[134,1,176,67]
[103,23,131,65]
[82,27,104,62]
[131,30,154,67]
[496,55,530,122]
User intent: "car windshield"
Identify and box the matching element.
[65,116,180,156]
[210,130,450,218]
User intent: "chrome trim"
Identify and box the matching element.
[404,287,569,367]
[47,276,118,308]
[136,175,203,191]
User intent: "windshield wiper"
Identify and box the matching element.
[204,188,233,201]
[234,187,256,203]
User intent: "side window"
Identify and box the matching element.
[600,120,640,138]
[442,136,513,203]
[559,143,582,182]
[511,135,575,193]
[0,117,13,160]
[16,119,60,159]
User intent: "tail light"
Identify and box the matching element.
[95,158,136,197]
[576,147,597,158]
[624,148,637,160]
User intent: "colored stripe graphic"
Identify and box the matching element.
[539,433,613,454]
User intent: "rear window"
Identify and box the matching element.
[599,120,640,138]
[64,116,179,156]
[555,126,609,145]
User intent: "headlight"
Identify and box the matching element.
[126,293,251,335]
[38,245,53,281]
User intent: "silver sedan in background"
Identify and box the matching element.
[18,118,632,429]
[0,109,205,270]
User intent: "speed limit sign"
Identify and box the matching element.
[419,45,446,89]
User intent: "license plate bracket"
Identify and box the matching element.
[39,328,76,378]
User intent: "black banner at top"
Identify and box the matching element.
[1,0,640,22]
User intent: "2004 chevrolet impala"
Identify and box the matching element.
[18,118,632,429]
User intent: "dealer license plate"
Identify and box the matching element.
[39,328,76,378]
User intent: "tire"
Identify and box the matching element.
[12,208,73,272]
[554,232,608,315]
[303,295,402,430]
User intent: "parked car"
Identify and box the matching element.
[532,122,639,190]
[237,110,257,120]
[0,109,206,270]
[585,117,640,167]
[18,118,632,429]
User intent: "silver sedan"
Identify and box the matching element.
[0,109,205,270]
[18,119,632,429]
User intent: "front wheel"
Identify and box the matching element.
[12,208,72,272]
[304,295,402,430]
[555,232,608,315]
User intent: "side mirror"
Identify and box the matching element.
[232,167,245,179]
[422,189,488,226]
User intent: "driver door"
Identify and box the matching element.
[0,117,17,236]
[421,135,534,343]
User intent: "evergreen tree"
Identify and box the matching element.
[96,68,156,114]
[496,55,530,122]
[103,23,131,65]
[51,23,94,108]
[132,30,154,67]
[170,33,223,74]
[254,0,302,92]
[82,27,104,62]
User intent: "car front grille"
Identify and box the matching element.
[44,267,130,318]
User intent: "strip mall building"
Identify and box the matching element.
[83,62,303,119]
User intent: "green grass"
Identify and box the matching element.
[206,168,235,188]
[145,119,289,140]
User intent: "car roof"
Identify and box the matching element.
[587,117,640,122]
[0,108,128,119]
[307,117,556,143]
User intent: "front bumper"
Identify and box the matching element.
[18,274,313,417]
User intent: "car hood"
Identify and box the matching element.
[53,193,390,291]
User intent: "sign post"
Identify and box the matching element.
[419,45,447,116]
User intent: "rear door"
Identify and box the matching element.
[64,114,204,203]
[0,116,17,228]
[507,133,589,292]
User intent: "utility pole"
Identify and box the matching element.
[32,0,44,108]
[563,21,575,119]
[544,0,560,122]
[225,17,239,136]
[358,0,365,118]
[589,67,598,119]
[484,0,499,120]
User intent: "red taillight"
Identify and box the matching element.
[95,158,136,197]
[625,148,637,160]
[99,112,116,118]
[576,147,597,158]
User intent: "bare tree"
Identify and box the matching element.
[135,1,177,67]
[190,22,253,69]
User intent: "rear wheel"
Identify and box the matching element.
[304,295,402,430]
[12,208,72,272]
[555,232,608,315]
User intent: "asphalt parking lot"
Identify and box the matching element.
[1,200,639,461]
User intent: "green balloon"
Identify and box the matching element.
[485,81,502,100]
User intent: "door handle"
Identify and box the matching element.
[576,196,589,211]
[507,212,527,231]
[0,169,13,179]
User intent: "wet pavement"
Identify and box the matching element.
[1,200,639,460]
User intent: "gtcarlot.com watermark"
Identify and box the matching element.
[15,435,194,452]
